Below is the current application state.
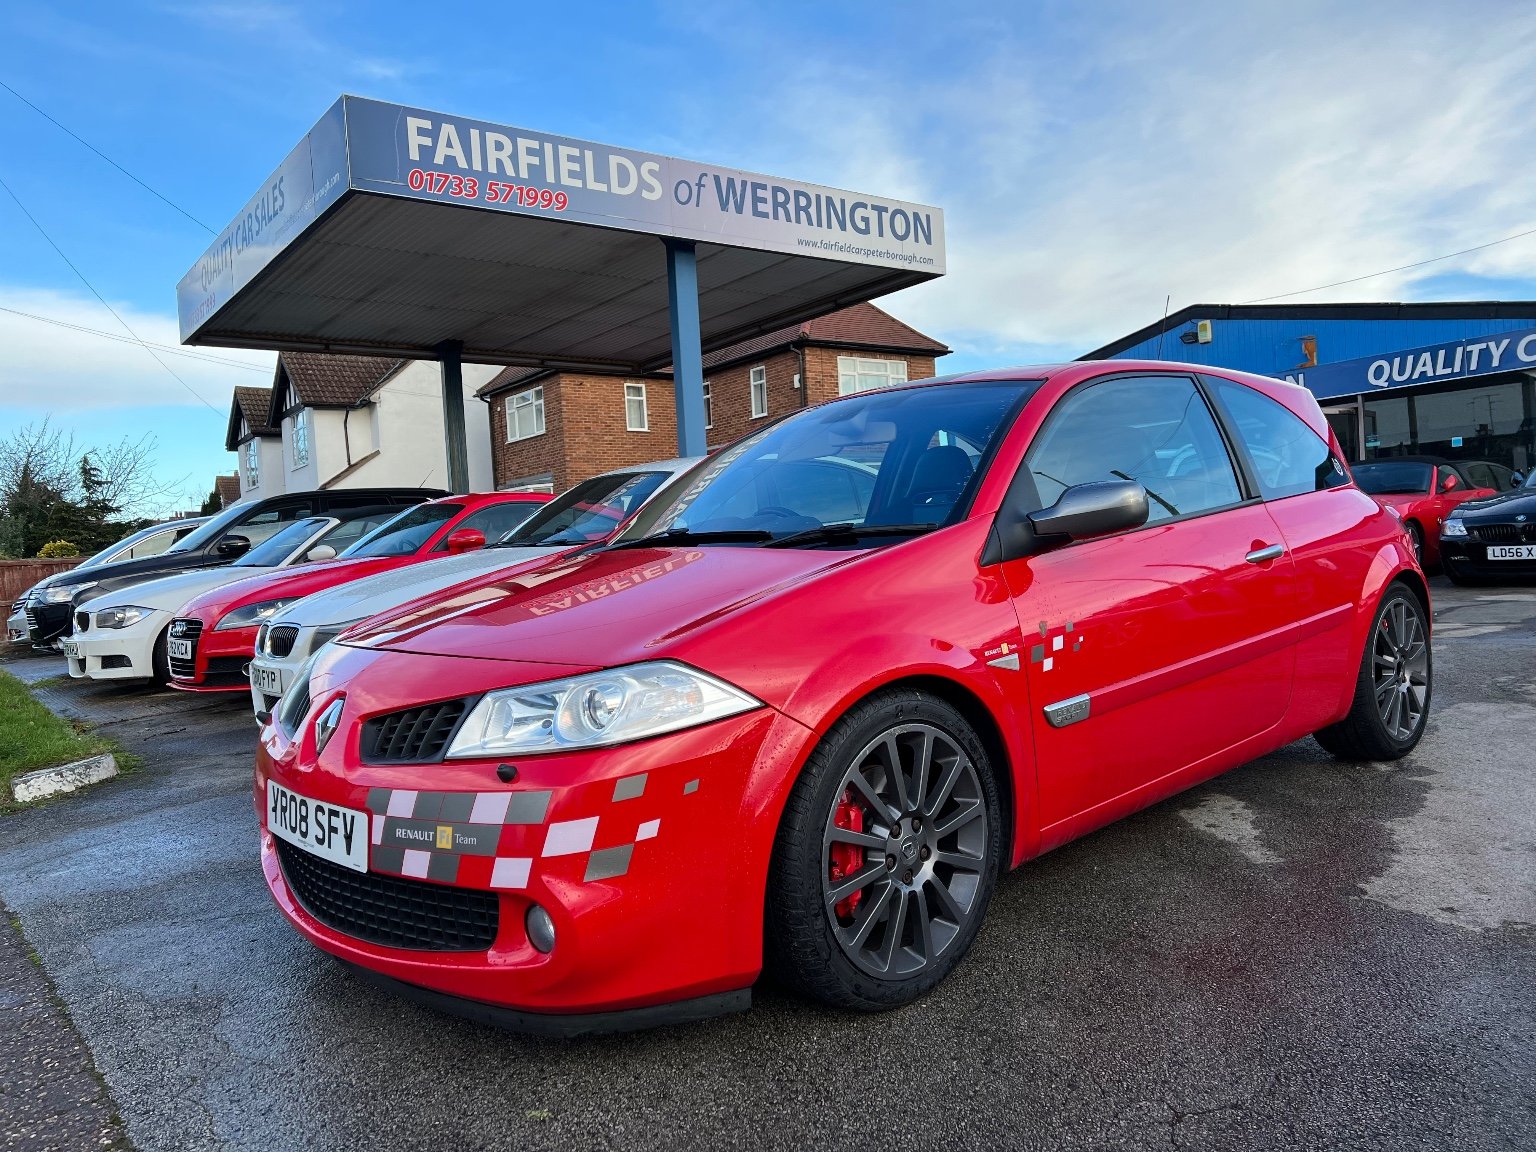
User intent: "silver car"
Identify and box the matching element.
[248,459,698,718]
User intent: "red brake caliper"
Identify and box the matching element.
[829,788,866,920]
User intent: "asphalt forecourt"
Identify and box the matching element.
[0,576,1526,1152]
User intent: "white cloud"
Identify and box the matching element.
[0,286,275,414]
[689,1,1536,355]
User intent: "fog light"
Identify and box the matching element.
[526,904,556,954]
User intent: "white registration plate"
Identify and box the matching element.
[62,639,79,658]
[1487,545,1536,560]
[168,637,193,660]
[251,663,285,696]
[266,781,369,873]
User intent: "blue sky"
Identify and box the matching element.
[4,0,1536,512]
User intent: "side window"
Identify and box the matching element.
[128,528,177,559]
[1026,375,1241,524]
[436,502,543,548]
[1207,379,1345,500]
[232,501,314,547]
[1461,462,1498,490]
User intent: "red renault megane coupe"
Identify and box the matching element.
[255,361,1431,1035]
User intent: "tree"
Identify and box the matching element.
[0,418,186,558]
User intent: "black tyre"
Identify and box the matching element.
[1314,583,1431,761]
[766,689,1002,1011]
[1404,521,1424,566]
[150,627,170,685]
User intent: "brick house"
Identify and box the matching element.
[478,303,950,492]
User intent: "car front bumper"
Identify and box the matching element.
[169,620,257,692]
[256,683,816,1024]
[1441,538,1536,580]
[66,612,170,680]
[6,607,27,643]
[25,601,70,647]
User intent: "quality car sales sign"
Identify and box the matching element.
[177,96,945,341]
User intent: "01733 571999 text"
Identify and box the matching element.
[406,168,569,210]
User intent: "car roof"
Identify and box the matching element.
[595,457,700,477]
[1353,455,1450,466]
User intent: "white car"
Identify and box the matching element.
[248,459,697,717]
[66,511,394,683]
[7,517,208,645]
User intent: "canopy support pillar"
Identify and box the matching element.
[436,339,470,493]
[665,240,708,458]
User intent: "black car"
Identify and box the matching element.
[23,487,445,648]
[1439,471,1536,584]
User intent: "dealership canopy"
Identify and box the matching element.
[177,96,945,480]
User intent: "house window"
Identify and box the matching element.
[838,356,908,395]
[291,409,310,468]
[507,387,546,441]
[750,365,768,418]
[625,382,648,431]
[244,440,260,487]
[703,381,713,429]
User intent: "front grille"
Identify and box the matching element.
[361,699,472,765]
[266,624,300,658]
[205,657,249,688]
[74,610,90,633]
[275,840,498,952]
[1469,523,1536,544]
[167,619,203,680]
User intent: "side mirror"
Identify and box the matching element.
[305,544,337,562]
[216,534,250,557]
[445,528,487,555]
[1439,473,1459,493]
[1028,480,1150,541]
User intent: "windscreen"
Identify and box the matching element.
[341,503,461,558]
[235,518,330,567]
[1353,461,1432,495]
[497,472,674,547]
[615,380,1037,547]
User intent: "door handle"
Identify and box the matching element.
[1246,543,1285,564]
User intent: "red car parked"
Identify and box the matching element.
[256,362,1430,1035]
[170,492,547,691]
[1349,456,1496,569]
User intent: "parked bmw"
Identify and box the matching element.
[67,509,398,684]
[11,517,208,647]
[255,363,1429,1034]
[246,460,696,718]
[23,487,443,648]
[1440,469,1536,583]
[167,492,549,692]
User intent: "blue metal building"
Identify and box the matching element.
[1083,302,1536,474]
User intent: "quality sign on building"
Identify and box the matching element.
[178,96,945,341]
[1285,326,1536,400]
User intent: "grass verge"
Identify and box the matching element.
[0,669,130,811]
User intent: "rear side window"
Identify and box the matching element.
[1027,375,1241,524]
[1207,379,1346,500]
[434,501,545,549]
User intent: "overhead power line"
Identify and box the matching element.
[0,305,271,373]
[1240,224,1536,304]
[0,171,223,415]
[0,78,216,234]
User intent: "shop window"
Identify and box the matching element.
[291,409,310,469]
[625,382,648,431]
[838,356,908,395]
[507,387,545,441]
[750,366,768,418]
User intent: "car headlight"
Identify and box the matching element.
[1442,518,1468,538]
[446,660,762,758]
[216,598,298,631]
[95,605,150,630]
[43,582,96,604]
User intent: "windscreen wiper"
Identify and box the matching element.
[608,527,775,550]
[763,523,934,549]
